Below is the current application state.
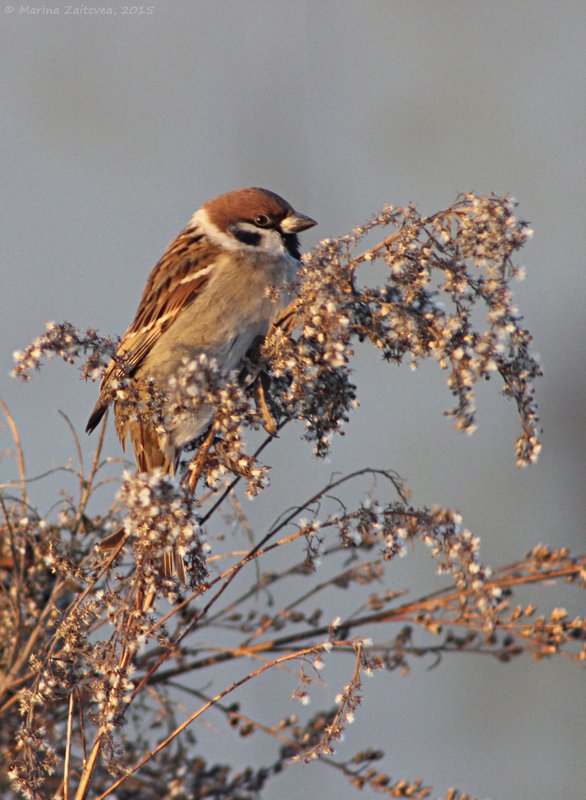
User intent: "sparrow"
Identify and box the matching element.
[86,187,316,579]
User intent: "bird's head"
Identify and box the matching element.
[195,187,317,260]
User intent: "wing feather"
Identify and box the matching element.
[86,227,221,433]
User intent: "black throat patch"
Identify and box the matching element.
[282,233,301,260]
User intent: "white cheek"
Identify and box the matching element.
[257,228,287,257]
[190,209,287,257]
[227,224,287,257]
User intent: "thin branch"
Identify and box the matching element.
[0,398,27,509]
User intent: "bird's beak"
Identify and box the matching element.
[281,211,318,234]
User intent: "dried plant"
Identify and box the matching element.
[2,194,581,800]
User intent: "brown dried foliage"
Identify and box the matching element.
[2,196,580,800]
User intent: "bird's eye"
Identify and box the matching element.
[254,214,271,228]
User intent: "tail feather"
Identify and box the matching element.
[128,420,171,473]
[86,400,108,434]
[90,399,187,594]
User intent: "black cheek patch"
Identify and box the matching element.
[231,227,262,247]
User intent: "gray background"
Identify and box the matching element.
[1,2,585,798]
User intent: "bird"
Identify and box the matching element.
[86,187,316,581]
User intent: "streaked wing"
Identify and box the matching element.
[86,226,221,432]
[118,227,219,373]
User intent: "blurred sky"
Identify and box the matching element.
[1,2,585,798]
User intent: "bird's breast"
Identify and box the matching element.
[139,250,296,383]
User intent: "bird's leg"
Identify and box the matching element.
[187,421,217,493]
[254,371,278,436]
[270,297,301,337]
[240,332,280,436]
